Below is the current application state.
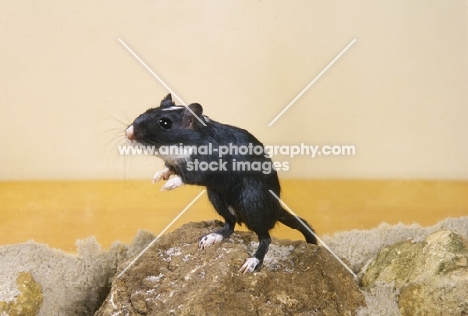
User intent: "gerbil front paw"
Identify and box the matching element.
[152,167,173,183]
[238,258,261,274]
[160,175,184,191]
[199,233,224,249]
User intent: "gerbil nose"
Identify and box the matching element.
[126,125,135,141]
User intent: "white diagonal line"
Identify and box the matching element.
[118,38,186,104]
[268,190,358,279]
[116,189,206,279]
[268,38,356,126]
[118,38,207,127]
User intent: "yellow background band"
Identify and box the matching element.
[1,180,466,252]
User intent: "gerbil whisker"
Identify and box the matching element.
[97,110,130,128]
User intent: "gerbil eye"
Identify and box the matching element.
[159,118,172,129]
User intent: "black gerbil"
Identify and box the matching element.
[125,94,317,273]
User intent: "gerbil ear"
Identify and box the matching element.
[182,103,204,129]
[160,94,175,108]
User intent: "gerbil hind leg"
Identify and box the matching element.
[199,220,235,249]
[238,232,271,274]
[278,208,317,244]
[199,189,236,249]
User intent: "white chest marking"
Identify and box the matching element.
[227,206,236,216]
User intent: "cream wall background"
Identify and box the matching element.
[0,0,467,180]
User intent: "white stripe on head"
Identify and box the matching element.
[161,106,185,111]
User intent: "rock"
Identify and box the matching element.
[0,231,157,316]
[361,229,468,316]
[95,221,365,316]
[0,272,43,316]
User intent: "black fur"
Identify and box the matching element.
[127,94,317,272]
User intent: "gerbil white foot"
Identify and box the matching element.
[199,233,224,249]
[152,167,173,183]
[160,175,184,191]
[238,257,260,274]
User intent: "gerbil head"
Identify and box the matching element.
[125,94,205,147]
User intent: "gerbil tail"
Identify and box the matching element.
[278,208,317,244]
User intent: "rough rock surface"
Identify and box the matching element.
[361,229,468,316]
[0,231,156,316]
[95,221,365,316]
[0,272,43,316]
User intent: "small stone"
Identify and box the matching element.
[361,229,468,316]
[0,272,43,316]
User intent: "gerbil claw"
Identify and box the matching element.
[199,233,224,249]
[238,258,260,274]
[160,175,184,191]
[152,167,173,184]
